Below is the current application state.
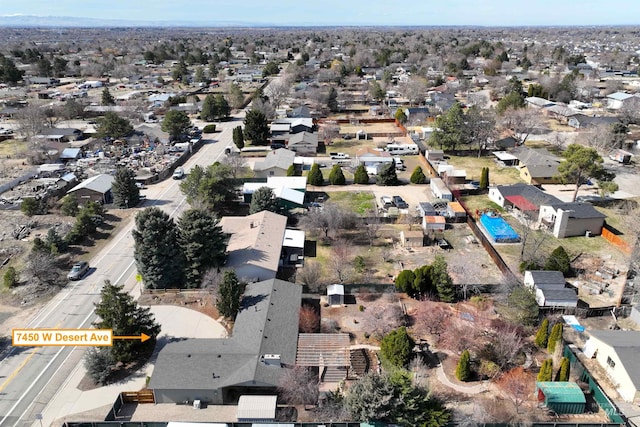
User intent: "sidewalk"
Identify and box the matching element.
[435,362,489,394]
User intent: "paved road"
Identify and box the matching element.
[0,117,240,427]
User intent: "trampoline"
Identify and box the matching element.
[480,213,520,243]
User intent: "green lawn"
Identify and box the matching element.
[446,155,522,185]
[325,191,375,215]
[459,195,505,214]
[0,139,28,157]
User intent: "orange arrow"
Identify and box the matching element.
[112,333,151,343]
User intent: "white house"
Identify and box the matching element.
[582,330,640,404]
[524,270,577,308]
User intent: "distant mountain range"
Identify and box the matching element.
[0,15,265,28]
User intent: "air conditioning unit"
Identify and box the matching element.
[193,400,201,409]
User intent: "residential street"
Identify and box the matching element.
[0,117,239,427]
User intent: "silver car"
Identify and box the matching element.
[67,261,89,281]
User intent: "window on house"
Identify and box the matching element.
[606,356,615,368]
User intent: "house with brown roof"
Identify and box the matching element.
[219,211,293,283]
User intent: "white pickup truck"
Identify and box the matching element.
[330,152,350,160]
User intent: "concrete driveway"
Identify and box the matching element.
[151,305,227,339]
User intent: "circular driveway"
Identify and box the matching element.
[150,305,227,339]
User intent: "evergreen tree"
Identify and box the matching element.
[394,108,407,124]
[410,166,426,184]
[20,198,39,216]
[249,186,278,214]
[479,167,489,190]
[3,266,17,288]
[535,318,550,348]
[456,350,472,381]
[162,110,191,141]
[329,164,346,185]
[60,194,79,217]
[307,163,324,186]
[557,357,570,381]
[286,164,296,176]
[431,255,455,302]
[377,162,399,186]
[537,359,553,382]
[394,269,416,294]
[133,207,185,289]
[547,323,563,353]
[217,271,246,319]
[95,112,133,140]
[177,209,227,288]
[353,164,370,184]
[505,286,539,326]
[101,87,115,106]
[200,94,216,122]
[545,246,571,275]
[93,281,161,363]
[232,126,245,149]
[243,109,269,145]
[214,94,230,118]
[380,327,415,368]
[112,167,140,208]
[327,86,338,112]
[0,56,25,84]
[45,228,67,254]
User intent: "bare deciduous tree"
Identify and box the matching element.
[413,303,451,343]
[278,366,319,408]
[23,250,63,287]
[299,304,320,333]
[362,304,405,338]
[297,260,324,292]
[265,78,291,109]
[329,238,353,283]
[300,202,356,239]
[496,367,533,414]
[499,108,546,145]
[221,152,247,180]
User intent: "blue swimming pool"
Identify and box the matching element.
[480,213,520,243]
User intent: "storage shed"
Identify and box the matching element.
[536,382,586,414]
[400,230,424,248]
[422,215,446,232]
[327,284,345,306]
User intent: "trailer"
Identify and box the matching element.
[385,143,419,155]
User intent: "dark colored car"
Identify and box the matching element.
[392,196,408,209]
[67,261,89,281]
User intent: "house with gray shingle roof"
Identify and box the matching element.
[509,146,561,184]
[582,330,640,404]
[149,278,301,404]
[539,202,606,238]
[66,174,114,204]
[253,148,296,178]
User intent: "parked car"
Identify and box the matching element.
[380,195,394,210]
[392,196,408,209]
[172,167,185,180]
[67,261,89,281]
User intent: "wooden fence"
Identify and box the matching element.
[121,390,155,404]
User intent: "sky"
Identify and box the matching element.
[3,0,640,26]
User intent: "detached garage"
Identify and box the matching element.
[536,382,585,414]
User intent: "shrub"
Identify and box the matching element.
[534,318,549,348]
[410,166,426,184]
[455,350,472,381]
[358,305,365,312]
[557,357,570,381]
[519,260,541,273]
[545,246,571,275]
[20,197,39,216]
[202,124,217,133]
[547,323,563,353]
[354,255,366,273]
[537,359,553,382]
[3,266,17,288]
[380,327,415,368]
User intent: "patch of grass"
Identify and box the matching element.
[446,155,522,185]
[0,139,28,157]
[327,191,375,214]
[459,195,505,214]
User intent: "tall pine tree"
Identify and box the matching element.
[353,164,370,184]
[308,163,324,186]
[177,209,227,288]
[93,281,161,363]
[547,323,563,353]
[217,271,246,319]
[133,207,185,289]
[112,167,140,208]
[537,359,553,382]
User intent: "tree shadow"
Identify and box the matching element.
[240,293,268,311]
